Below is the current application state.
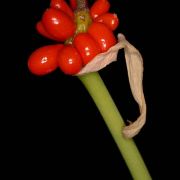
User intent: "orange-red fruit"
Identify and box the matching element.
[73,33,101,65]
[90,0,110,19]
[69,0,77,10]
[50,0,74,19]
[58,45,83,75]
[94,13,119,31]
[28,44,64,75]
[88,22,116,52]
[36,21,58,41]
[42,8,75,41]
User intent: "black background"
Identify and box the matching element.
[4,0,179,179]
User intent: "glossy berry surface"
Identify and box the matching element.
[88,22,116,52]
[73,33,101,65]
[28,44,64,75]
[58,45,83,75]
[42,8,76,41]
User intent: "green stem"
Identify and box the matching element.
[78,72,152,180]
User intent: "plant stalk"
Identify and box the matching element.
[78,72,152,180]
[76,0,88,10]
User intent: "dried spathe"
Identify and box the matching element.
[77,34,147,138]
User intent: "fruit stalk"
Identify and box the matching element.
[76,0,88,10]
[78,72,151,180]
[76,0,152,179]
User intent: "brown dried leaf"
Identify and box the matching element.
[76,34,147,138]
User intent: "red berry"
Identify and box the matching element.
[73,33,101,65]
[69,0,77,10]
[94,13,119,31]
[28,44,64,75]
[58,45,83,75]
[42,8,76,41]
[90,0,110,19]
[88,22,116,52]
[50,0,74,19]
[36,21,58,41]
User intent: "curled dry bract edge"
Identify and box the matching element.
[76,34,146,138]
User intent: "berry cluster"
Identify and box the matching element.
[28,0,119,75]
